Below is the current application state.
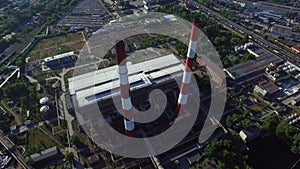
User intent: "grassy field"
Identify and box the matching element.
[71,119,90,147]
[248,104,267,113]
[26,127,59,155]
[28,32,85,63]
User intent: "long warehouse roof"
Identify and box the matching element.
[68,54,184,107]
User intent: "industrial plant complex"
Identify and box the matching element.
[1,0,300,168]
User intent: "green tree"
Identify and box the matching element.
[221,57,232,68]
[241,53,255,62]
[230,36,240,45]
[242,35,248,43]
[2,80,27,99]
[200,134,252,169]
[262,115,280,132]
[275,120,298,145]
[15,58,23,67]
[226,113,240,128]
[65,151,74,163]
[26,157,34,166]
[291,134,300,154]
[70,135,81,147]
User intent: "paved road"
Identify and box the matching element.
[0,131,29,169]
[25,76,37,83]
[0,68,20,88]
[187,0,300,65]
[17,117,58,134]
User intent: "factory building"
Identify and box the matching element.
[44,51,77,68]
[69,53,185,108]
[270,24,300,41]
[68,19,215,168]
[30,147,58,163]
[69,52,203,156]
[224,46,282,85]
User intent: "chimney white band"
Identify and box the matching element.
[182,71,192,84]
[124,119,135,131]
[122,97,132,110]
[178,93,188,105]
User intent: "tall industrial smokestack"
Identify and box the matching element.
[115,40,136,137]
[177,18,200,113]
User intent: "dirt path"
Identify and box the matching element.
[1,100,22,125]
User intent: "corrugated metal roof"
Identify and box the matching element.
[69,54,184,107]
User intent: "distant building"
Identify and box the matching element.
[30,147,58,163]
[235,45,244,53]
[244,42,254,50]
[44,51,77,68]
[291,95,300,106]
[65,93,75,114]
[254,80,279,98]
[270,24,300,40]
[233,0,246,7]
[291,45,300,54]
[143,0,161,11]
[235,42,255,53]
[274,105,288,116]
[247,48,259,58]
[239,130,254,143]
[265,63,283,81]
[239,124,262,143]
[256,10,282,22]
[0,155,12,169]
[254,85,268,97]
[225,46,282,85]
[196,55,226,87]
[10,125,18,135]
[117,9,134,17]
[186,152,201,165]
[2,32,15,41]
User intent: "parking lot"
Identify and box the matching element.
[58,0,109,30]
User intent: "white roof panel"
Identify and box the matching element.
[68,54,184,107]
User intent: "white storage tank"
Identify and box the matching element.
[40,105,49,113]
[39,97,49,105]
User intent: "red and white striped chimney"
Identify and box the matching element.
[115,40,136,137]
[177,18,201,113]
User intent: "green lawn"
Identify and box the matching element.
[248,104,267,112]
[71,119,90,146]
[25,127,58,156]
[28,32,84,62]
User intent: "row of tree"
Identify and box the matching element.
[226,109,252,131]
[263,115,300,154]
[191,134,252,169]
[1,79,38,121]
[0,0,80,53]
